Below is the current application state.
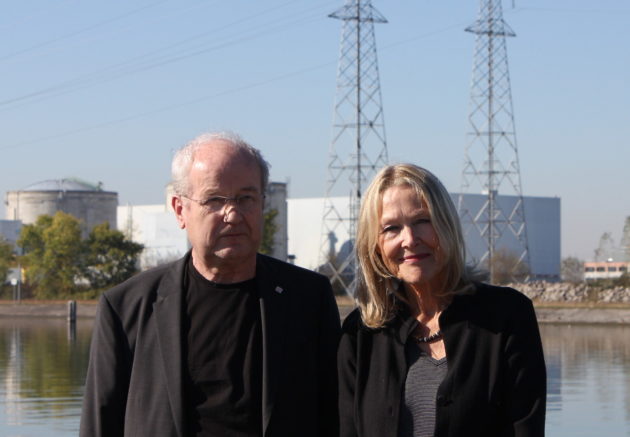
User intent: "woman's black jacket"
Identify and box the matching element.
[337,283,546,437]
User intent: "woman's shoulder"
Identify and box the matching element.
[341,307,364,334]
[448,282,536,328]
[341,305,409,340]
[469,282,533,306]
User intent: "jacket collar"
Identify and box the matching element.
[391,301,420,345]
[389,290,476,409]
[255,254,291,436]
[390,286,478,343]
[153,251,190,437]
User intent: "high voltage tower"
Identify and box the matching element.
[458,0,530,282]
[319,0,388,296]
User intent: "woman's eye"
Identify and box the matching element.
[382,226,398,234]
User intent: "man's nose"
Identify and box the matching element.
[223,204,243,223]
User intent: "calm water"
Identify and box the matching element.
[0,319,629,436]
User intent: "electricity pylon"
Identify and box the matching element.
[458,0,530,282]
[319,0,388,296]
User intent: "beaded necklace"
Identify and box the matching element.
[414,330,443,343]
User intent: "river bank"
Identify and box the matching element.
[2,285,630,324]
[0,300,98,318]
[335,285,630,323]
[335,303,630,324]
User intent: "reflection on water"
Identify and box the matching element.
[0,319,628,436]
[542,324,630,437]
[0,318,90,437]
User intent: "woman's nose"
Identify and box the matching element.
[401,225,417,247]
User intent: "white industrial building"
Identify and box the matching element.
[459,193,561,281]
[287,193,561,281]
[1,177,559,280]
[117,202,189,270]
[583,261,629,281]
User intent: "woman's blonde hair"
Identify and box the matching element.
[355,163,475,328]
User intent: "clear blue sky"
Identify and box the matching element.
[1,0,628,262]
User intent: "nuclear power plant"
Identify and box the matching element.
[0,1,569,286]
[5,178,117,236]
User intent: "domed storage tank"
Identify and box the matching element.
[5,178,118,236]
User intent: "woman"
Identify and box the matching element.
[338,164,546,437]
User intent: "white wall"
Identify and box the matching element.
[117,204,189,270]
[287,197,350,271]
[288,194,561,280]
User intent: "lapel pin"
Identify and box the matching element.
[275,286,284,294]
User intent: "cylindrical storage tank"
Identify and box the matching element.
[5,179,118,237]
[265,182,288,262]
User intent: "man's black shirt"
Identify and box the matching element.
[182,259,263,437]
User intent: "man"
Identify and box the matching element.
[80,132,341,437]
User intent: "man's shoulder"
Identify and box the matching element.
[102,256,185,307]
[255,254,335,304]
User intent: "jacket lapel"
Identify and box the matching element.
[438,292,476,405]
[153,254,188,437]
[256,255,290,436]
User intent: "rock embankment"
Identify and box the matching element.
[509,281,630,304]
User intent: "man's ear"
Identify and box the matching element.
[171,196,186,229]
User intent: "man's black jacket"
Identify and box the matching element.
[80,252,341,437]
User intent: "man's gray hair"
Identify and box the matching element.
[171,131,270,196]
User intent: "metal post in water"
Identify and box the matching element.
[67,300,77,323]
[67,300,77,342]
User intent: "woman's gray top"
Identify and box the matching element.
[398,342,448,437]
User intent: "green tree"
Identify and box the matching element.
[488,248,530,285]
[18,213,145,298]
[0,237,15,286]
[260,208,278,255]
[83,222,143,290]
[561,256,584,283]
[18,212,83,298]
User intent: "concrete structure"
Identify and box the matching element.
[118,182,289,270]
[117,203,188,270]
[287,193,561,281]
[265,182,288,262]
[5,179,117,236]
[288,197,349,271]
[584,261,629,281]
[460,193,561,281]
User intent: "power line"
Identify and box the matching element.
[0,0,170,62]
[0,60,335,151]
[0,0,76,32]
[0,15,473,151]
[515,6,630,14]
[0,2,337,110]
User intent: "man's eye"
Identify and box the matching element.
[205,197,226,207]
[237,195,255,206]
